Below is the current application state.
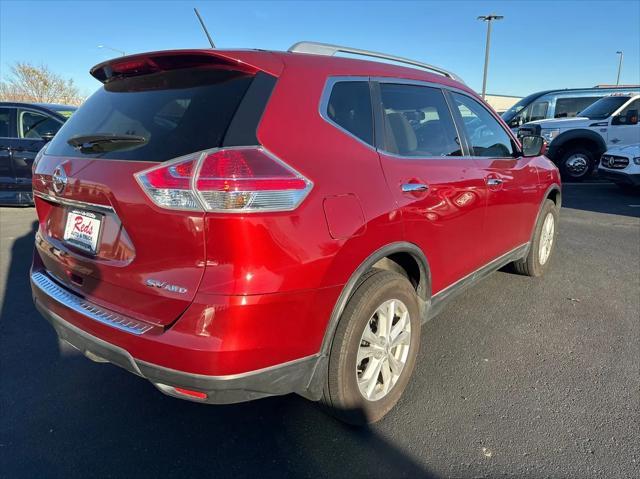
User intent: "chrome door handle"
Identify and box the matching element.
[401,183,429,192]
[486,178,503,186]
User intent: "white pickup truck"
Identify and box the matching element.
[518,94,640,181]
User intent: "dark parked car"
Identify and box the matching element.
[31,44,560,425]
[0,102,76,205]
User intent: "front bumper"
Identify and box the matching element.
[32,271,323,404]
[597,168,640,186]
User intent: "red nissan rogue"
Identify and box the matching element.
[31,42,561,424]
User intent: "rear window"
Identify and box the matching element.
[46,68,254,161]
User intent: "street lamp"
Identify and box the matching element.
[98,44,126,56]
[616,51,624,86]
[477,14,504,100]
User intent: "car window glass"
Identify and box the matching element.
[520,100,548,123]
[0,108,10,137]
[326,81,374,145]
[379,83,461,157]
[19,110,62,139]
[555,97,599,118]
[580,96,630,119]
[46,68,254,161]
[618,99,639,117]
[451,92,514,158]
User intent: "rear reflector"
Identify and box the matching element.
[156,383,208,400]
[173,387,208,400]
[135,147,312,213]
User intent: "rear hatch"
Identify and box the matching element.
[32,51,280,326]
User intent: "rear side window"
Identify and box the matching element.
[451,92,514,158]
[379,83,461,157]
[19,110,63,139]
[46,68,255,161]
[326,81,373,146]
[555,97,599,118]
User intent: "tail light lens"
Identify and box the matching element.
[135,147,312,213]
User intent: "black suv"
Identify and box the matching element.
[0,102,76,205]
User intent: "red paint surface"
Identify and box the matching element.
[32,49,560,376]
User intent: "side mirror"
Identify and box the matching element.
[521,135,546,157]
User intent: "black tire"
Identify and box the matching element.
[512,199,558,277]
[321,269,421,425]
[558,147,595,182]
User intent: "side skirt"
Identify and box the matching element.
[426,243,530,321]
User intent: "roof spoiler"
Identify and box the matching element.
[90,49,284,83]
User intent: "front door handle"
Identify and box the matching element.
[401,183,429,193]
[486,178,503,186]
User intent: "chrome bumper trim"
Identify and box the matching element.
[33,190,115,213]
[31,271,153,335]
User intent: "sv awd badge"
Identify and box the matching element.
[145,279,188,294]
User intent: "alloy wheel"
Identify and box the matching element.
[538,212,555,265]
[356,299,411,401]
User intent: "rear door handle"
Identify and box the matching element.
[401,183,429,193]
[486,178,503,186]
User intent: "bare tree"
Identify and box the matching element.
[0,62,84,105]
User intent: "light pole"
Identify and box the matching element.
[616,51,624,85]
[477,14,504,100]
[98,44,126,56]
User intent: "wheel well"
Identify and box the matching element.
[546,188,562,208]
[371,253,426,299]
[556,137,603,160]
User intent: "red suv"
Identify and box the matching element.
[31,42,561,424]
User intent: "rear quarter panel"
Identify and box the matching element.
[198,58,403,297]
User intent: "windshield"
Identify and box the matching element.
[579,96,631,119]
[46,67,254,161]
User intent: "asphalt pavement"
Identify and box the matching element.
[1,183,638,478]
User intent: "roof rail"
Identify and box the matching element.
[288,41,465,84]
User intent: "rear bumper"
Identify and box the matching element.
[0,190,33,206]
[32,270,325,404]
[597,168,640,186]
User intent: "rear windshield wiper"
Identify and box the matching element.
[67,134,147,153]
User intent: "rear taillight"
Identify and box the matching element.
[135,147,313,213]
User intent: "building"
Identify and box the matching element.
[484,93,522,114]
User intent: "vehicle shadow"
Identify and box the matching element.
[0,223,435,478]
[561,183,640,218]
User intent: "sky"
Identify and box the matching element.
[1,0,639,99]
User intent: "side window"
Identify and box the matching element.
[326,81,373,145]
[618,99,639,122]
[378,83,461,157]
[521,100,548,123]
[19,110,62,140]
[526,101,549,122]
[0,108,11,137]
[555,97,599,118]
[451,92,515,158]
